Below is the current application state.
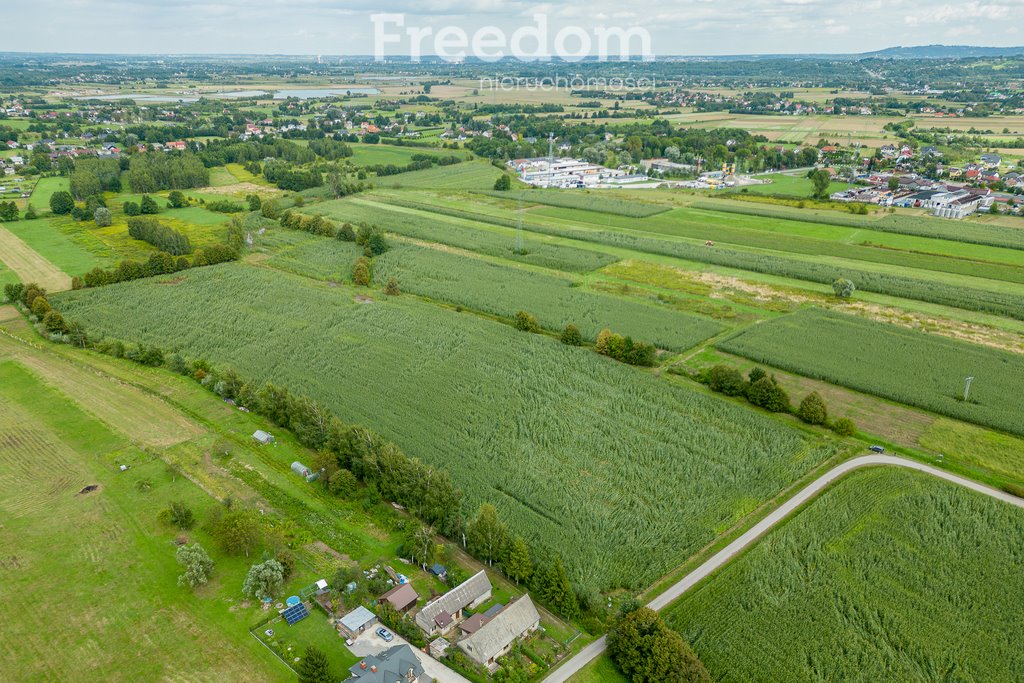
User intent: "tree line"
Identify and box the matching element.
[127,216,192,255]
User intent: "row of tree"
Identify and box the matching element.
[127,216,192,255]
[705,365,856,435]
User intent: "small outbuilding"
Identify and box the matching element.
[379,582,419,613]
[338,606,378,639]
[253,430,275,445]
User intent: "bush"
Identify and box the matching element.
[159,501,196,529]
[167,190,187,208]
[706,365,746,396]
[352,257,371,286]
[514,310,540,333]
[560,323,583,346]
[608,607,711,683]
[1002,483,1024,499]
[832,417,856,436]
[123,201,141,216]
[747,376,790,413]
[93,207,112,227]
[797,391,829,425]
[140,195,160,214]
[127,216,192,255]
[494,173,512,191]
[384,277,400,296]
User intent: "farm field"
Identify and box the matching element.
[26,176,70,211]
[0,224,72,291]
[726,173,848,197]
[482,189,672,217]
[1,216,110,275]
[348,142,449,166]
[396,194,1024,320]
[372,243,725,350]
[0,359,292,682]
[718,308,1024,439]
[52,263,842,592]
[312,197,618,273]
[665,467,1024,682]
[371,159,505,190]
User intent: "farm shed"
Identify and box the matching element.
[252,430,275,445]
[338,606,377,639]
[415,570,492,636]
[379,582,419,613]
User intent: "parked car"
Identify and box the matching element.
[376,627,393,642]
[869,445,885,454]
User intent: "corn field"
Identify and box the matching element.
[480,190,671,218]
[665,467,1024,682]
[373,244,723,351]
[718,307,1024,437]
[53,263,835,592]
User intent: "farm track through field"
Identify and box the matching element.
[545,454,1024,682]
[0,225,72,292]
[0,328,201,447]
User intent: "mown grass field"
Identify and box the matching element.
[727,173,849,198]
[0,360,293,682]
[27,176,70,212]
[665,467,1024,682]
[53,263,840,592]
[718,308,1024,438]
[348,142,449,166]
[372,243,724,351]
[372,160,504,190]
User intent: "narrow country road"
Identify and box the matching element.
[543,455,1024,682]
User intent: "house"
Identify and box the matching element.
[166,140,187,151]
[338,606,378,639]
[981,153,1002,168]
[415,570,492,636]
[379,582,418,613]
[252,430,275,445]
[457,596,541,669]
[348,644,426,683]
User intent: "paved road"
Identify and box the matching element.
[544,455,1024,682]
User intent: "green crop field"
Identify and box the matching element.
[718,308,1024,439]
[311,197,618,273]
[265,234,365,282]
[53,263,838,592]
[0,360,292,682]
[665,467,1024,682]
[372,160,504,190]
[528,204,1024,285]
[373,243,724,351]
[726,173,848,198]
[348,142,447,166]
[692,199,1024,252]
[481,189,671,217]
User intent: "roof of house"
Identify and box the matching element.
[349,644,423,683]
[339,606,377,632]
[459,613,489,634]
[380,582,419,612]
[457,596,540,666]
[415,570,491,632]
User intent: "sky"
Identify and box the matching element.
[7,0,1024,56]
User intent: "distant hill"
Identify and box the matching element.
[860,45,1024,59]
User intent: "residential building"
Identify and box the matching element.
[348,644,426,683]
[415,570,491,636]
[457,596,541,669]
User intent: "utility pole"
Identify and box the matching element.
[963,376,974,402]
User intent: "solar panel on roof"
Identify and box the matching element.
[282,602,309,625]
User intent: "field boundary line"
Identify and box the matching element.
[543,454,1024,682]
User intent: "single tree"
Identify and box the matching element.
[123,201,141,216]
[384,277,400,296]
[49,190,75,215]
[541,556,579,619]
[808,168,832,199]
[296,646,336,683]
[707,365,745,396]
[493,173,512,191]
[176,543,214,588]
[242,559,284,601]
[466,503,506,566]
[797,392,829,425]
[832,278,856,299]
[161,501,196,529]
[93,206,112,227]
[503,536,533,585]
[210,509,261,556]
[167,190,187,208]
[608,607,711,683]
[140,194,160,214]
[887,176,900,192]
[246,194,262,211]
